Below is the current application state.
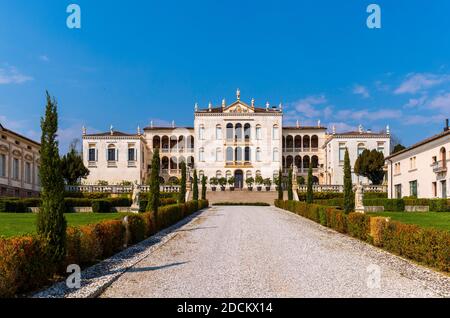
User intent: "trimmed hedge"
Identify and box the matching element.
[0,199,209,297]
[275,200,450,273]
[297,192,387,201]
[212,202,270,206]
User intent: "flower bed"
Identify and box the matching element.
[275,200,449,273]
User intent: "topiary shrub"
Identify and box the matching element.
[91,200,112,213]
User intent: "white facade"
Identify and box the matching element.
[0,123,41,197]
[386,125,450,199]
[82,129,147,185]
[81,91,392,188]
[323,128,391,185]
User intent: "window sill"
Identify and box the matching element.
[408,168,417,172]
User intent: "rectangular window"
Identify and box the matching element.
[108,149,116,161]
[12,158,19,180]
[199,126,205,140]
[432,182,437,197]
[394,184,402,198]
[377,142,385,153]
[128,148,135,161]
[272,126,279,140]
[409,180,417,197]
[216,127,222,140]
[25,162,31,183]
[0,154,5,177]
[88,148,96,161]
[339,143,346,162]
[256,127,261,140]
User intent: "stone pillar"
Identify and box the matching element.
[292,166,299,201]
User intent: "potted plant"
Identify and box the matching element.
[255,175,264,191]
[246,177,254,191]
[210,177,218,191]
[263,178,272,191]
[218,177,227,191]
[228,176,235,191]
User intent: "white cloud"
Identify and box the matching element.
[352,85,370,98]
[291,95,327,118]
[0,66,33,84]
[328,122,355,133]
[335,108,402,121]
[394,73,449,94]
[404,95,427,108]
[428,93,450,112]
[402,114,446,125]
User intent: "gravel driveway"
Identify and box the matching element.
[100,206,450,298]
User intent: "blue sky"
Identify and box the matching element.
[0,0,449,153]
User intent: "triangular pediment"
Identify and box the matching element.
[223,100,254,113]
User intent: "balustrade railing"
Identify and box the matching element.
[66,184,180,193]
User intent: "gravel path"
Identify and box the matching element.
[100,206,450,298]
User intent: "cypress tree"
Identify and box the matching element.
[36,92,67,264]
[277,169,283,200]
[193,169,198,201]
[287,168,293,200]
[147,148,160,224]
[179,162,186,203]
[306,164,314,204]
[201,176,207,200]
[343,148,354,213]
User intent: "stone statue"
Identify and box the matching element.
[354,181,365,213]
[131,181,140,212]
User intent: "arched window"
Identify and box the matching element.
[107,144,117,161]
[178,136,185,151]
[440,147,447,168]
[216,148,222,162]
[161,156,169,170]
[294,135,302,150]
[273,125,279,140]
[256,125,262,140]
[303,135,310,150]
[246,170,252,179]
[226,147,233,162]
[226,123,233,140]
[216,125,222,140]
[187,156,194,168]
[235,147,243,162]
[226,170,232,179]
[153,136,161,149]
[286,156,293,168]
[170,156,178,170]
[235,123,243,140]
[311,155,319,168]
[311,135,319,149]
[244,147,251,162]
[303,155,310,169]
[244,123,251,140]
[286,135,294,149]
[161,136,169,150]
[170,135,177,150]
[216,170,222,178]
[255,170,261,177]
[199,170,204,179]
[199,125,205,140]
[186,135,194,149]
[273,148,279,161]
[357,143,365,156]
[199,148,205,162]
[256,147,262,162]
[295,155,302,169]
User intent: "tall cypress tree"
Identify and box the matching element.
[147,148,160,224]
[179,162,186,203]
[277,169,283,200]
[287,168,293,201]
[192,169,198,201]
[37,92,67,264]
[306,164,314,203]
[201,176,207,200]
[343,148,354,213]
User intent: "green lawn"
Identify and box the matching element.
[0,213,124,238]
[367,212,450,232]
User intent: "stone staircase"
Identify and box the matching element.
[202,190,281,205]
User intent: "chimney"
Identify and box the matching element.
[445,118,449,132]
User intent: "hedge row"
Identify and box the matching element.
[275,200,450,273]
[64,192,178,200]
[297,192,387,201]
[138,198,178,212]
[312,198,450,212]
[212,202,271,206]
[0,199,209,297]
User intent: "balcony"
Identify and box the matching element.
[432,161,447,173]
[225,161,252,167]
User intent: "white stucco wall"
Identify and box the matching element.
[386,134,449,198]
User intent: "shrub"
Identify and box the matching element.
[160,198,177,207]
[0,200,28,213]
[369,217,388,247]
[91,200,112,213]
[126,215,146,245]
[108,197,132,207]
[347,213,370,241]
[94,220,125,258]
[78,225,102,265]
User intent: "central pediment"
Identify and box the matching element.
[223,101,254,113]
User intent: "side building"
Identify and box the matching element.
[385,120,449,199]
[323,125,391,185]
[0,123,41,197]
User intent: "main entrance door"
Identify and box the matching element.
[234,170,244,189]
